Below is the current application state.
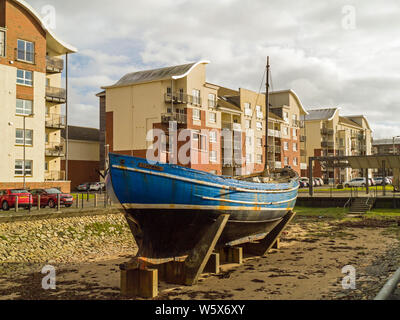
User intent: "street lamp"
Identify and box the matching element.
[393,136,400,155]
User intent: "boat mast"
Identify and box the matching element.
[264,56,270,171]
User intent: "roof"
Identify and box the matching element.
[218,96,242,113]
[13,0,77,54]
[270,89,309,115]
[61,126,100,142]
[344,115,372,131]
[103,61,210,89]
[305,108,340,121]
[373,139,398,146]
[339,116,363,129]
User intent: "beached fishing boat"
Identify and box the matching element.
[106,57,300,259]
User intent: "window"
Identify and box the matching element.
[17,69,33,86]
[256,122,263,131]
[210,131,217,143]
[256,105,263,119]
[283,126,289,136]
[293,157,298,166]
[0,30,5,57]
[257,138,262,147]
[192,89,201,105]
[246,153,252,163]
[292,128,297,137]
[246,136,252,146]
[284,142,289,151]
[293,143,297,152]
[209,112,216,123]
[284,157,289,166]
[210,151,217,163]
[245,120,251,129]
[244,103,252,116]
[193,132,207,151]
[208,94,216,108]
[17,39,35,63]
[193,108,201,120]
[283,111,289,123]
[16,129,33,146]
[16,99,33,115]
[15,160,32,176]
[256,154,263,164]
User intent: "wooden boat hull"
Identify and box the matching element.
[108,153,299,259]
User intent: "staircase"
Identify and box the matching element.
[349,197,375,214]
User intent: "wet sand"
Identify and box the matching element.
[1,216,399,300]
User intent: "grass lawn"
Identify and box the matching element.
[295,206,400,220]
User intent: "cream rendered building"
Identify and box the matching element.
[0,0,76,190]
[303,108,372,183]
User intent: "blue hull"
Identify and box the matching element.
[108,153,299,258]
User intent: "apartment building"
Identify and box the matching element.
[303,108,372,183]
[61,126,100,190]
[99,61,309,177]
[373,139,400,155]
[0,0,76,191]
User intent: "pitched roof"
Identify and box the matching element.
[339,116,363,129]
[305,108,340,121]
[373,139,396,146]
[218,96,242,113]
[103,61,210,89]
[61,126,100,142]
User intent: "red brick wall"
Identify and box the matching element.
[61,160,100,190]
[0,181,71,193]
[0,0,46,73]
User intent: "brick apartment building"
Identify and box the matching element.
[98,61,308,177]
[0,0,76,192]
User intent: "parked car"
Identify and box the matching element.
[0,189,33,211]
[89,182,103,192]
[373,177,391,185]
[30,188,74,208]
[369,178,376,186]
[299,177,310,187]
[315,178,324,186]
[344,178,371,188]
[77,183,91,191]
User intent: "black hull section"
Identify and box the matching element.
[124,209,287,259]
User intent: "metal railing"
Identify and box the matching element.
[321,141,335,148]
[375,267,400,300]
[165,92,202,106]
[161,112,187,124]
[293,120,305,128]
[45,143,65,157]
[46,86,66,102]
[46,56,64,72]
[321,128,334,135]
[45,114,66,129]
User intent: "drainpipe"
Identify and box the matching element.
[65,52,69,181]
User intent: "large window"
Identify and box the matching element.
[15,160,33,176]
[0,30,5,57]
[193,132,207,151]
[192,89,201,105]
[192,108,201,120]
[17,39,35,63]
[244,103,252,116]
[209,112,216,124]
[16,129,33,146]
[208,94,216,108]
[210,151,217,163]
[16,99,33,115]
[256,121,263,131]
[17,69,33,86]
[209,131,217,143]
[256,105,263,119]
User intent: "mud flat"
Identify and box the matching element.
[1,213,399,300]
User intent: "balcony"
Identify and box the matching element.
[300,163,307,170]
[300,135,306,142]
[268,129,282,138]
[45,142,65,157]
[46,114,66,129]
[222,122,242,131]
[275,161,282,169]
[161,112,187,125]
[321,128,334,135]
[292,120,305,128]
[45,170,66,181]
[321,141,335,148]
[46,56,64,73]
[165,92,201,106]
[46,86,66,103]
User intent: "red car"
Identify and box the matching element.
[0,189,33,211]
[30,188,74,208]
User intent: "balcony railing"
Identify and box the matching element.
[292,120,304,128]
[46,56,64,73]
[222,122,242,131]
[161,112,187,125]
[165,92,202,106]
[321,141,335,148]
[45,142,65,157]
[275,161,282,169]
[268,129,282,138]
[46,114,66,129]
[45,170,66,181]
[300,135,306,142]
[46,86,66,103]
[321,128,334,135]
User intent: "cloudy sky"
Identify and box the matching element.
[29,0,400,139]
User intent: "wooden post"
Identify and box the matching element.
[76,194,80,208]
[81,193,84,209]
[94,194,98,208]
[120,266,158,298]
[244,211,296,256]
[37,195,41,211]
[15,196,18,213]
[204,253,220,274]
[184,214,230,286]
[309,158,314,196]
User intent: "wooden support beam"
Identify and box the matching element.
[219,247,243,264]
[243,211,296,256]
[184,214,230,286]
[120,267,158,299]
[204,253,220,274]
